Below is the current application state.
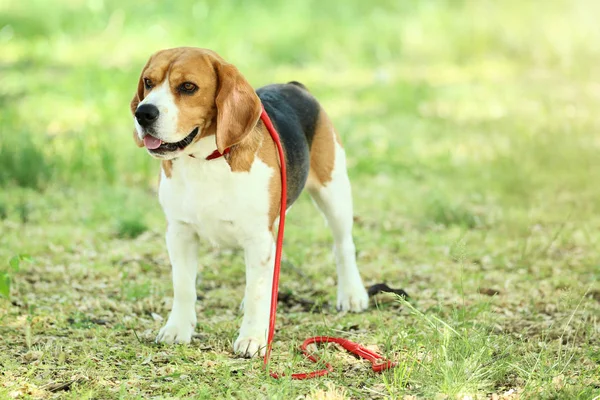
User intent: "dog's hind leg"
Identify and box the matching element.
[306,110,369,312]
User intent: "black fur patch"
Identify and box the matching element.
[287,81,308,90]
[257,83,320,207]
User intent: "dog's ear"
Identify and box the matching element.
[130,61,149,148]
[213,61,262,154]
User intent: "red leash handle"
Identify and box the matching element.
[269,337,396,380]
[260,105,396,379]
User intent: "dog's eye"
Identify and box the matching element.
[179,82,198,94]
[143,78,153,90]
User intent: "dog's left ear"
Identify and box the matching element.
[130,61,149,148]
[213,61,262,154]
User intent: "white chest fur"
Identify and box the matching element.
[158,145,273,247]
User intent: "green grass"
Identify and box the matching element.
[1,0,600,398]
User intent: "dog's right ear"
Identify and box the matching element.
[213,61,262,154]
[130,61,150,148]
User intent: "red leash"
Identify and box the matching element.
[259,105,396,379]
[210,105,397,379]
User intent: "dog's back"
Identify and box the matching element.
[257,82,335,207]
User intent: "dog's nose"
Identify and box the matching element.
[135,104,159,127]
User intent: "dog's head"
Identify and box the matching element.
[130,47,262,160]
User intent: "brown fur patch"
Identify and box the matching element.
[169,52,220,140]
[212,62,262,153]
[334,128,343,147]
[161,160,173,178]
[130,57,151,147]
[158,160,172,186]
[227,126,261,172]
[133,129,143,147]
[308,108,338,186]
[256,121,282,230]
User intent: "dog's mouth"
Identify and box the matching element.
[144,127,199,153]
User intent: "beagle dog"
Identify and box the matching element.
[130,47,369,357]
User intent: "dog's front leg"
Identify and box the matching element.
[156,221,199,344]
[234,233,275,357]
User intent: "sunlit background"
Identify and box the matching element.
[2,0,599,189]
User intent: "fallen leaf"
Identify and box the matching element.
[479,288,501,296]
[42,380,76,393]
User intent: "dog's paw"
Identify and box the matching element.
[234,336,266,358]
[337,284,369,312]
[156,315,196,344]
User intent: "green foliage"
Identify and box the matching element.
[120,271,153,301]
[116,215,148,239]
[0,273,9,299]
[0,255,30,298]
[399,299,510,398]
[424,196,482,229]
[16,198,30,224]
[0,201,7,220]
[0,132,51,189]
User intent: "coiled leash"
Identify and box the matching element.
[259,105,397,379]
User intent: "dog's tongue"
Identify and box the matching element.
[144,135,162,150]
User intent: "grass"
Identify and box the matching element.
[1,0,600,398]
